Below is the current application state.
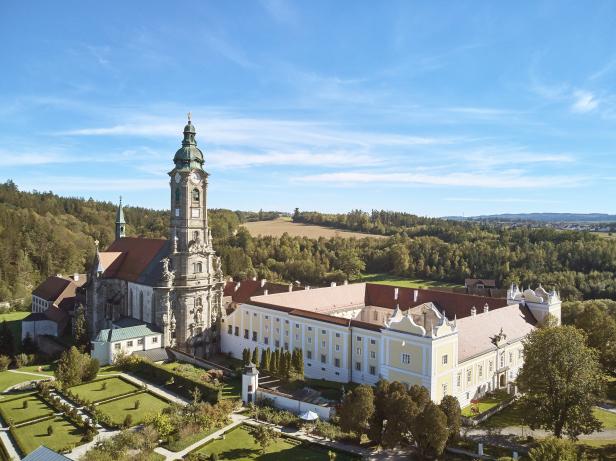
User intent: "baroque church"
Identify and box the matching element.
[85,116,224,358]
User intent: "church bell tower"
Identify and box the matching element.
[168,114,224,356]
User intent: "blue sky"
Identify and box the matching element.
[1,1,616,216]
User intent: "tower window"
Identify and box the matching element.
[175,188,180,203]
[192,188,200,202]
[194,262,203,273]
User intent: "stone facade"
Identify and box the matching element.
[85,118,224,357]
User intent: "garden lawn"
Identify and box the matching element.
[70,377,140,403]
[478,400,526,429]
[594,408,616,430]
[221,378,241,400]
[461,390,511,417]
[0,371,40,392]
[193,425,359,461]
[0,394,53,425]
[96,392,170,426]
[10,416,84,455]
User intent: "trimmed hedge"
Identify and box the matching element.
[122,358,221,403]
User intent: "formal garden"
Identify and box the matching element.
[186,425,359,461]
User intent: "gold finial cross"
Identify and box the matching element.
[94,239,99,248]
[187,112,191,122]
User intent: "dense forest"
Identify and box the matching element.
[2,182,616,303]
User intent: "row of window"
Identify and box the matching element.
[113,336,158,350]
[456,349,523,387]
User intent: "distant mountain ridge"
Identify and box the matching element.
[446,213,616,223]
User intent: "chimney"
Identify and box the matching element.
[343,280,349,285]
[234,282,241,292]
[305,285,311,290]
[260,279,267,288]
[483,303,489,313]
[394,288,399,301]
[470,306,477,317]
[288,284,293,292]
[263,289,269,296]
[73,273,79,281]
[330,282,337,287]
[413,289,419,302]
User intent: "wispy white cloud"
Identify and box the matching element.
[205,34,257,69]
[445,197,563,203]
[294,170,584,189]
[17,176,167,193]
[259,0,298,25]
[0,149,74,167]
[571,90,599,113]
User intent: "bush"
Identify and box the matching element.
[123,414,133,428]
[14,353,29,368]
[0,355,10,371]
[47,424,54,436]
[120,357,220,403]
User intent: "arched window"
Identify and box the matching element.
[139,292,144,320]
[195,297,202,308]
[193,231,199,241]
[192,188,200,203]
[194,262,203,273]
[175,188,180,203]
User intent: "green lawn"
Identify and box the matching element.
[0,311,29,352]
[10,415,85,455]
[355,273,461,289]
[478,400,527,429]
[461,390,511,417]
[0,394,53,425]
[96,392,170,426]
[595,408,616,430]
[69,377,140,403]
[17,364,55,376]
[193,426,359,461]
[221,378,242,400]
[0,371,42,392]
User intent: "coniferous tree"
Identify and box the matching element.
[260,349,267,370]
[242,348,250,366]
[252,347,260,368]
[284,351,292,380]
[73,306,90,352]
[264,348,271,371]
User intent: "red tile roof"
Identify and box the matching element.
[101,237,167,282]
[32,276,71,302]
[224,280,298,304]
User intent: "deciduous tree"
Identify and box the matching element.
[517,325,605,439]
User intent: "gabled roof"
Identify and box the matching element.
[456,303,536,361]
[99,237,169,284]
[93,323,161,342]
[22,446,71,461]
[465,278,497,288]
[32,276,71,302]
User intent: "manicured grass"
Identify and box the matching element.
[193,425,359,460]
[354,273,461,289]
[0,371,41,392]
[461,390,511,417]
[10,415,84,455]
[0,311,29,352]
[577,441,616,461]
[70,377,140,403]
[96,392,170,426]
[594,408,616,430]
[17,364,55,376]
[0,394,53,425]
[164,427,219,452]
[478,400,527,429]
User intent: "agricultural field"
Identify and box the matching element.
[95,392,170,426]
[192,425,359,460]
[242,218,386,239]
[356,273,461,289]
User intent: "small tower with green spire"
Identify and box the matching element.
[115,196,126,240]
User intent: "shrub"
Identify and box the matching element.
[0,355,10,371]
[47,424,54,436]
[22,400,29,409]
[14,352,29,368]
[123,414,133,428]
[134,399,141,409]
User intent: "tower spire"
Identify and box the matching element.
[115,196,126,240]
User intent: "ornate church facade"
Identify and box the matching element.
[85,117,224,360]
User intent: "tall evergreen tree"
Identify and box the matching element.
[252,347,260,368]
[73,306,90,352]
[260,349,267,370]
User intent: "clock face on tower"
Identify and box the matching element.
[190,171,201,184]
